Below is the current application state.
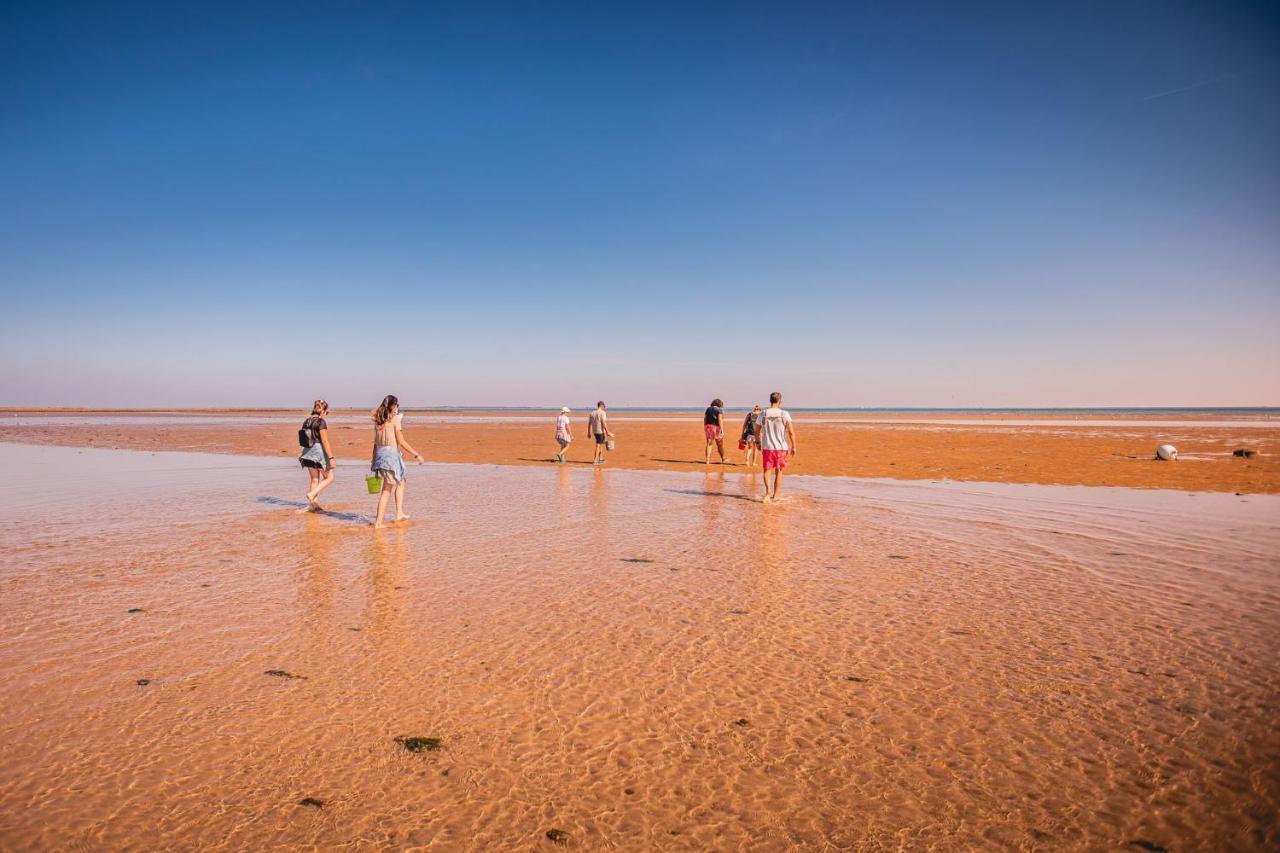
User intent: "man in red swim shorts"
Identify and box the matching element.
[756,391,796,503]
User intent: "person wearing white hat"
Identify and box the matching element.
[554,406,573,463]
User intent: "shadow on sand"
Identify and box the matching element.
[517,457,597,466]
[256,496,368,523]
[665,488,759,502]
[649,458,742,467]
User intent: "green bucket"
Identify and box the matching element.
[366,473,383,495]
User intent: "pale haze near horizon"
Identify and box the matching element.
[1,3,1277,409]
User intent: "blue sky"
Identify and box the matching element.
[1,1,1277,407]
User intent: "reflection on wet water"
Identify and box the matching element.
[1,443,1277,850]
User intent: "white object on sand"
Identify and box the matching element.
[1156,444,1178,461]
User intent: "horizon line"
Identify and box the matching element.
[4,404,1279,413]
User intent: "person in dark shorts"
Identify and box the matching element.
[588,401,614,465]
[703,398,726,464]
[298,399,337,511]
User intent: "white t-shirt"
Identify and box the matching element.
[758,407,792,451]
[555,414,571,440]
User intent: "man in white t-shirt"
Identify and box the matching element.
[756,391,796,503]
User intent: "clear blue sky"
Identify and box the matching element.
[2,2,1277,408]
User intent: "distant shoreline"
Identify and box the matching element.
[3,408,1276,493]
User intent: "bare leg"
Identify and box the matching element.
[310,467,335,507]
[374,483,391,528]
[302,468,321,511]
[705,438,712,464]
[763,469,777,502]
[773,469,784,500]
[716,438,726,462]
[394,481,409,521]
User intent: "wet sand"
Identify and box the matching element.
[2,409,1277,493]
[0,443,1277,849]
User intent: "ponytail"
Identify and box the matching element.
[372,394,399,426]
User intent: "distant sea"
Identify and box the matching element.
[411,406,1280,417]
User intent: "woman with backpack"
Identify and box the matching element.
[298,399,337,511]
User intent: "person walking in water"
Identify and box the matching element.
[298,399,337,511]
[703,398,726,464]
[757,391,796,503]
[740,404,762,468]
[369,394,424,528]
[588,401,614,465]
[555,406,573,463]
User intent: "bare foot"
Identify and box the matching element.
[373,520,386,529]
[394,514,410,522]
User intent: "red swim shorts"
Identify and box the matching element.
[704,424,723,440]
[762,449,789,470]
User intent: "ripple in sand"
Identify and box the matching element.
[298,797,324,808]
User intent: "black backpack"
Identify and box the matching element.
[298,419,315,449]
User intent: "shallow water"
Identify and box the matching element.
[0,443,1277,850]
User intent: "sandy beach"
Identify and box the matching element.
[6,1,1277,848]
[2,409,1277,494]
[1,441,1277,849]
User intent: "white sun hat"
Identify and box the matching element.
[561,406,571,413]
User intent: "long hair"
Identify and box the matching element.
[373,394,399,426]
[311,399,328,416]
